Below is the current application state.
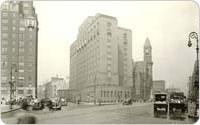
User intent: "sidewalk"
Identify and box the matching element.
[1,104,21,113]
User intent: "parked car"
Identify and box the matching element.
[154,93,168,113]
[31,102,44,111]
[60,98,68,106]
[52,101,62,110]
[169,92,187,113]
[51,98,62,110]
[123,99,132,105]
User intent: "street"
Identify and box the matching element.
[1,103,198,124]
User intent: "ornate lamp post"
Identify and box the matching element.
[9,64,17,109]
[188,32,199,116]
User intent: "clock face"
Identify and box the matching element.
[145,49,149,53]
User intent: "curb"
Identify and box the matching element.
[1,108,21,114]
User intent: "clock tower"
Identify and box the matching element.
[144,37,152,63]
[143,37,153,101]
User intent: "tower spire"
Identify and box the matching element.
[144,37,151,48]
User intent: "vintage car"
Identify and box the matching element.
[31,102,44,110]
[123,99,132,105]
[169,92,186,113]
[60,98,68,106]
[51,98,62,110]
[154,93,168,113]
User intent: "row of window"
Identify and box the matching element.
[100,90,130,98]
[1,89,32,95]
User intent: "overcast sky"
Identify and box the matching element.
[34,1,199,93]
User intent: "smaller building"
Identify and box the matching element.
[153,80,165,93]
[40,76,68,99]
[165,88,180,93]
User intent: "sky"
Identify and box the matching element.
[34,1,199,93]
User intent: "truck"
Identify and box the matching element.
[154,93,168,113]
[169,92,186,113]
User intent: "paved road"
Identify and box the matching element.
[1,102,198,124]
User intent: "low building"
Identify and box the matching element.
[43,76,68,99]
[153,80,165,93]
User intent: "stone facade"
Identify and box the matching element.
[69,13,133,103]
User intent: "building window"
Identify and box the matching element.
[2,33,8,38]
[2,61,7,67]
[12,20,16,24]
[20,20,25,25]
[107,22,111,27]
[19,34,24,39]
[2,19,8,24]
[12,13,16,17]
[19,27,25,31]
[27,90,32,94]
[12,34,16,38]
[2,55,8,60]
[2,48,8,53]
[108,72,111,78]
[18,77,24,80]
[2,40,8,45]
[2,76,7,81]
[1,3,9,10]
[12,48,15,52]
[107,32,112,37]
[19,48,24,53]
[107,65,111,71]
[19,69,24,73]
[12,26,16,31]
[23,9,29,14]
[19,62,24,66]
[2,26,8,31]
[18,90,24,94]
[123,33,127,38]
[2,12,8,16]
[1,90,7,94]
[19,56,24,61]
[23,3,30,7]
[19,41,24,47]
[2,69,7,73]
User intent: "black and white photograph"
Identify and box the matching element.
[0,0,199,124]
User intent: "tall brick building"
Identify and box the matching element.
[1,1,38,101]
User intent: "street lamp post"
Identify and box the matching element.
[188,32,199,116]
[9,64,17,110]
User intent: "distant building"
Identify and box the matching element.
[1,1,39,101]
[152,80,165,94]
[69,13,133,103]
[133,38,153,101]
[43,76,68,98]
[165,88,180,93]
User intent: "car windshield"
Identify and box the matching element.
[155,94,166,101]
